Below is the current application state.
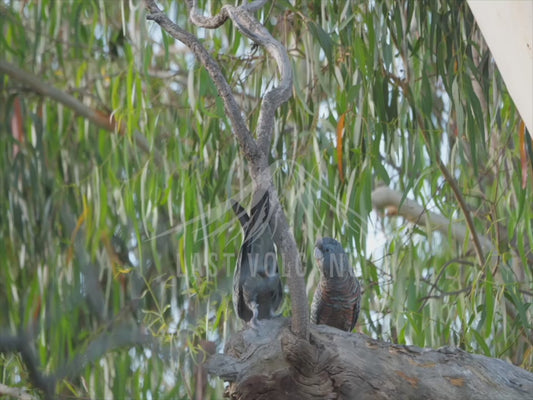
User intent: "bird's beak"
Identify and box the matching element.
[314,238,324,264]
[314,246,324,262]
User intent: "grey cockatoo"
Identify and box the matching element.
[232,191,283,326]
[310,237,361,331]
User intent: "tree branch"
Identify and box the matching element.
[208,318,533,399]
[372,186,533,346]
[418,258,474,311]
[0,60,165,166]
[381,61,489,269]
[55,324,153,381]
[371,186,494,254]
[0,324,153,399]
[222,4,293,155]
[144,0,309,339]
[145,2,260,163]
[0,384,37,400]
[432,154,488,267]
[0,332,55,400]
[188,1,292,156]
[188,0,229,28]
[0,59,114,131]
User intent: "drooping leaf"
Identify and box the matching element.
[337,112,346,183]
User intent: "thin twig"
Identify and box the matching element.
[431,153,487,267]
[418,285,473,301]
[418,259,475,312]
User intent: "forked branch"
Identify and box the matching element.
[189,0,293,155]
[144,0,308,339]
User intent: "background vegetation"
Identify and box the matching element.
[1,0,531,398]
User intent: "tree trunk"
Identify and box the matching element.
[208,318,533,399]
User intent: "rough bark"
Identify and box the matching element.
[208,318,533,400]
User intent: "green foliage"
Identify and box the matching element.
[0,0,531,397]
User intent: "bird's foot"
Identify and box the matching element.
[248,303,261,330]
[248,317,261,330]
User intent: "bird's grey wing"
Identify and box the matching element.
[243,191,270,244]
[244,191,276,277]
[249,191,269,225]
[231,199,250,229]
[236,233,263,321]
[232,200,253,322]
[233,191,280,322]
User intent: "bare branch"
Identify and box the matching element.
[145,1,261,163]
[144,0,308,339]
[0,383,38,400]
[188,0,269,28]
[56,324,153,381]
[189,1,293,156]
[372,186,533,346]
[223,4,293,155]
[0,324,153,400]
[371,186,494,254]
[0,59,114,131]
[188,0,229,28]
[0,332,55,400]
